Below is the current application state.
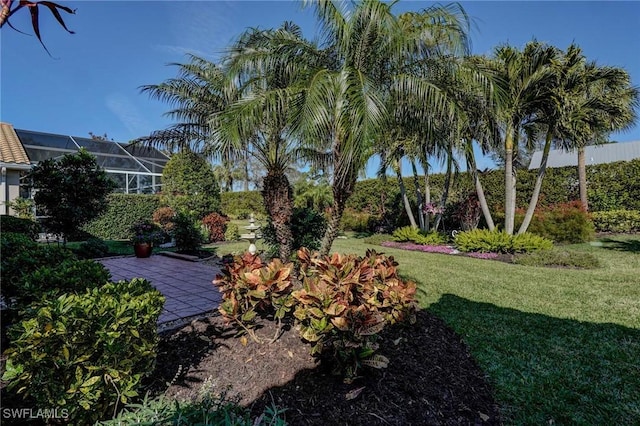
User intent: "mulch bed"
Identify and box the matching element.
[148,310,502,425]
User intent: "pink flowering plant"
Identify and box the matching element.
[422,203,444,215]
[129,220,165,245]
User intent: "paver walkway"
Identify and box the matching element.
[100,255,222,327]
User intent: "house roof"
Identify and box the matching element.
[528,140,640,169]
[0,122,30,165]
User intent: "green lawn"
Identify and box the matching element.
[215,234,640,425]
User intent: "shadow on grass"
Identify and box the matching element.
[428,294,640,425]
[598,237,640,254]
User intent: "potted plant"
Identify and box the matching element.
[129,220,164,258]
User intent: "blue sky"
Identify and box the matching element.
[2,1,639,176]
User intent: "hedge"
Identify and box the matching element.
[220,191,265,218]
[214,159,640,231]
[82,194,160,240]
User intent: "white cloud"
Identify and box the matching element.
[105,93,152,139]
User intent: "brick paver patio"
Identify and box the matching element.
[100,255,222,327]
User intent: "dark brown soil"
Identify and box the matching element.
[148,310,502,425]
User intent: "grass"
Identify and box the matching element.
[213,234,639,425]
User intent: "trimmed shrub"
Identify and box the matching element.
[202,212,229,243]
[592,210,640,233]
[0,215,40,240]
[454,229,553,254]
[0,232,77,306]
[514,249,601,269]
[293,248,417,378]
[220,191,265,218]
[161,151,221,219]
[173,212,204,252]
[225,223,241,241]
[75,237,110,259]
[83,194,161,240]
[263,207,327,253]
[392,226,447,245]
[14,259,110,311]
[521,201,594,244]
[2,278,164,425]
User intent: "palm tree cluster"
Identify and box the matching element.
[138,0,638,259]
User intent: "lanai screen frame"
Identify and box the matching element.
[15,129,170,194]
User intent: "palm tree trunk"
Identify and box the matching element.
[243,151,250,192]
[518,131,552,234]
[319,185,352,256]
[467,145,495,231]
[262,170,294,260]
[504,131,516,234]
[433,148,453,231]
[395,161,417,229]
[410,159,425,231]
[423,165,431,232]
[578,146,588,211]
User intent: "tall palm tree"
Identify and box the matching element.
[476,41,558,234]
[571,66,639,211]
[290,0,470,254]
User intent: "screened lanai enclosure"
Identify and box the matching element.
[15,129,170,195]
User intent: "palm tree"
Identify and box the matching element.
[476,41,558,234]
[571,66,639,211]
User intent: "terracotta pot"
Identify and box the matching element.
[133,242,153,258]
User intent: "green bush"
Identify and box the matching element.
[521,201,594,244]
[173,212,204,252]
[454,229,553,254]
[83,194,161,240]
[100,388,287,425]
[14,259,110,312]
[0,215,40,240]
[0,232,77,306]
[161,151,221,219]
[220,191,265,218]
[3,278,164,425]
[75,237,110,259]
[392,226,447,245]
[225,223,241,241]
[591,210,640,233]
[6,197,35,219]
[514,249,601,269]
[30,149,117,241]
[263,207,327,252]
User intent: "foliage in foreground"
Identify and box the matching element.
[454,229,553,253]
[0,215,40,240]
[514,249,601,269]
[293,248,417,378]
[0,232,77,310]
[100,386,287,425]
[213,248,418,379]
[213,253,295,338]
[3,279,165,425]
